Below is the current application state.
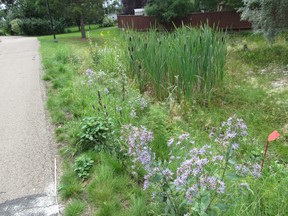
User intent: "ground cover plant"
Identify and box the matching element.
[39,26,288,215]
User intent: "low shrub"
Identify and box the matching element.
[99,15,114,28]
[10,18,22,35]
[20,18,65,36]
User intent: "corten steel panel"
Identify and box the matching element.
[117,11,251,31]
[117,15,157,31]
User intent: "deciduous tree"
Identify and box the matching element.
[66,0,104,38]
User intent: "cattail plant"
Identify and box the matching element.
[123,26,227,103]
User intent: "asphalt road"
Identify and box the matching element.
[0,37,59,215]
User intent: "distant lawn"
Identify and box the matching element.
[65,24,99,33]
[40,26,120,48]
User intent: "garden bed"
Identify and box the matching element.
[39,27,288,216]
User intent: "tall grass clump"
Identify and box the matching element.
[124,26,227,103]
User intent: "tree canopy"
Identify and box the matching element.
[240,0,288,41]
[66,0,104,38]
[144,0,244,22]
[0,0,105,38]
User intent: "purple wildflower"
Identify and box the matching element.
[130,109,136,118]
[104,88,109,94]
[178,133,190,141]
[235,164,250,176]
[137,96,148,110]
[232,143,239,150]
[185,184,199,203]
[209,131,215,138]
[217,180,225,194]
[206,176,217,190]
[251,164,261,179]
[162,168,174,181]
[212,155,224,162]
[167,138,174,147]
[86,69,95,79]
[121,124,154,173]
[198,146,206,155]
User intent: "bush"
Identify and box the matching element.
[99,15,115,28]
[10,18,22,35]
[20,18,65,36]
[0,29,5,36]
[0,10,16,35]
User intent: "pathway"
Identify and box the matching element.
[0,36,59,215]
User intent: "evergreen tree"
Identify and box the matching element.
[240,0,288,41]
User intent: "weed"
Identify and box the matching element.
[74,154,94,181]
[77,116,115,153]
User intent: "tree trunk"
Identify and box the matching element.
[80,15,86,38]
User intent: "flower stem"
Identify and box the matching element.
[164,180,179,215]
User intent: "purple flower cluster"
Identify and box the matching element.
[86,69,95,85]
[185,184,199,203]
[121,116,261,213]
[104,88,109,95]
[173,143,226,200]
[130,109,136,118]
[235,163,261,179]
[136,96,148,110]
[210,115,248,147]
[121,124,154,172]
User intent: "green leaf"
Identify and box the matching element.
[214,203,229,212]
[228,158,237,166]
[226,172,239,180]
[151,174,162,183]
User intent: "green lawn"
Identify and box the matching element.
[65,24,99,33]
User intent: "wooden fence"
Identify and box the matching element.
[117,10,251,31]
